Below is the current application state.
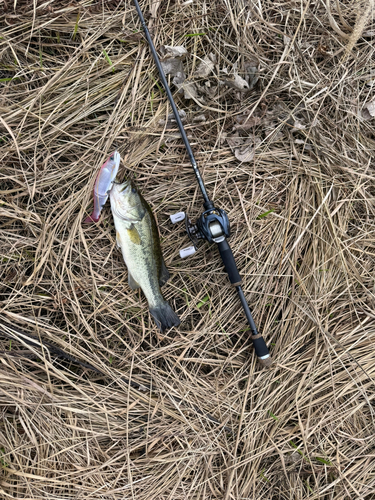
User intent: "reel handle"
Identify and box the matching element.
[217,239,272,367]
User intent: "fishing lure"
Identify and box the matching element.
[83,151,120,224]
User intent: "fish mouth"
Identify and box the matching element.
[118,180,138,194]
[112,180,130,190]
[119,181,131,192]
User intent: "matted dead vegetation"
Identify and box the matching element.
[1,0,375,498]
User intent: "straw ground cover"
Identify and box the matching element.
[1,0,375,498]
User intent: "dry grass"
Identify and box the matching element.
[1,0,375,498]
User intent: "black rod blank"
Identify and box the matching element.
[132,0,210,205]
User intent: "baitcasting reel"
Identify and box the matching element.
[170,207,230,258]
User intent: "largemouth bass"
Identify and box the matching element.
[110,180,180,332]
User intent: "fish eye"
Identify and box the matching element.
[110,156,114,161]
[132,187,137,193]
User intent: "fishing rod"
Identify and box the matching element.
[132,0,271,366]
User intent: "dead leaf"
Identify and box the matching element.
[203,84,218,98]
[160,45,187,59]
[226,134,244,149]
[234,145,255,162]
[158,110,187,126]
[230,136,261,163]
[194,53,216,78]
[177,81,203,101]
[219,132,228,145]
[295,138,312,150]
[160,46,188,86]
[291,120,306,133]
[362,100,375,120]
[193,114,206,123]
[233,116,262,130]
[363,29,375,37]
[245,60,259,90]
[166,132,193,142]
[160,58,186,85]
[221,72,249,91]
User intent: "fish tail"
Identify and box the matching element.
[150,301,180,333]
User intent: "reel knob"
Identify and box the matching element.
[170,212,186,224]
[179,246,197,258]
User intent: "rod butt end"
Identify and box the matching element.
[258,355,273,368]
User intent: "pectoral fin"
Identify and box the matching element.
[127,224,141,245]
[159,258,170,287]
[128,271,140,290]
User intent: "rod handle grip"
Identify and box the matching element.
[217,239,242,285]
[217,240,272,367]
